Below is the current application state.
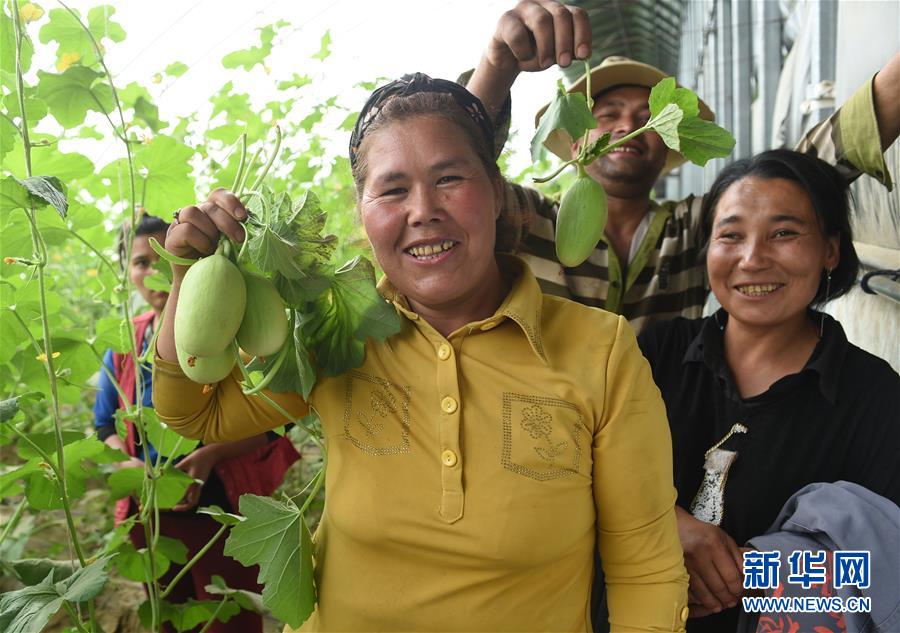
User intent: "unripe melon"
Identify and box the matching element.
[176,344,236,385]
[555,171,608,268]
[174,252,246,357]
[236,271,289,357]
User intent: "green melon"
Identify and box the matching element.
[236,271,289,358]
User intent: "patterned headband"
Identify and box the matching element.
[349,72,495,169]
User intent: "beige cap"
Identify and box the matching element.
[536,56,715,174]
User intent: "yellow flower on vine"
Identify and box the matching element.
[87,268,98,277]
[35,351,61,362]
[19,3,44,23]
[151,73,163,84]
[57,52,81,72]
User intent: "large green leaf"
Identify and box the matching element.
[35,66,114,128]
[102,135,196,215]
[245,187,336,280]
[23,436,126,509]
[224,494,316,628]
[531,80,596,162]
[302,257,400,377]
[115,540,171,582]
[0,556,112,633]
[38,6,125,69]
[676,116,736,166]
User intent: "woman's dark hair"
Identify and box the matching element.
[699,149,859,305]
[117,213,170,268]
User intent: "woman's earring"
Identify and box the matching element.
[819,268,832,337]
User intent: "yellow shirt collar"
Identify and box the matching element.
[376,254,548,364]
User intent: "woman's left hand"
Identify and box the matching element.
[172,445,219,511]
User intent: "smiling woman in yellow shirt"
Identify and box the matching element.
[153,69,689,632]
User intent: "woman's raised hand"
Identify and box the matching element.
[166,188,248,272]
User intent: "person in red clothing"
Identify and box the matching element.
[94,213,300,632]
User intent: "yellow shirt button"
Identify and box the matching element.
[441,396,458,414]
[441,449,458,467]
[437,344,452,360]
[680,606,689,622]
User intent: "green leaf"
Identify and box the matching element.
[38,6,125,68]
[115,541,170,582]
[103,135,196,215]
[8,558,76,586]
[61,555,113,602]
[583,131,612,165]
[311,30,331,61]
[107,466,143,500]
[221,22,284,71]
[0,392,42,423]
[19,175,68,218]
[646,102,684,152]
[531,80,596,162]
[120,82,164,132]
[0,557,112,633]
[0,9,34,81]
[676,116,736,166]
[36,66,114,128]
[224,494,316,628]
[139,597,240,632]
[245,188,336,280]
[197,504,243,526]
[0,176,34,212]
[648,77,699,120]
[0,572,64,633]
[144,408,199,459]
[0,115,17,162]
[1,93,48,123]
[143,263,172,292]
[165,61,188,77]
[205,575,265,613]
[155,467,195,508]
[302,257,400,377]
[24,436,126,509]
[277,73,311,90]
[247,313,316,398]
[157,534,189,565]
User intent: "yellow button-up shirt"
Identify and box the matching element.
[153,256,688,632]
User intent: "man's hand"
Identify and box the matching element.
[675,506,744,617]
[468,0,592,122]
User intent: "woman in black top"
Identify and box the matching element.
[637,149,900,632]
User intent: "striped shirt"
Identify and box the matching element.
[499,76,890,334]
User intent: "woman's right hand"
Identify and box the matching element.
[166,188,249,279]
[674,506,744,616]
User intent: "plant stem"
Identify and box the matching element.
[12,0,88,575]
[7,424,87,566]
[533,157,578,184]
[230,133,248,192]
[248,125,282,191]
[159,524,228,599]
[297,454,326,516]
[196,598,230,633]
[235,146,263,198]
[0,497,27,548]
[67,230,119,277]
[62,602,91,633]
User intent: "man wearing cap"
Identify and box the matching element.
[465,0,899,335]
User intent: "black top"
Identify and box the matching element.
[637,310,900,633]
